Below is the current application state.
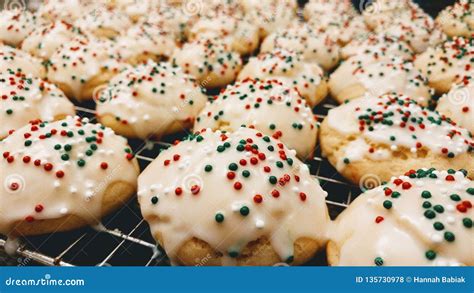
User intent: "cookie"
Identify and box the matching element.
[328,168,473,266]
[340,33,414,61]
[240,0,298,39]
[138,127,329,266]
[194,78,318,159]
[260,24,340,71]
[238,50,327,108]
[37,0,96,22]
[436,77,474,134]
[0,45,45,79]
[74,5,132,39]
[303,0,357,21]
[415,37,474,94]
[171,38,242,89]
[0,69,75,139]
[329,57,433,106]
[115,22,178,65]
[96,61,207,140]
[186,13,259,56]
[436,0,474,38]
[47,37,128,101]
[0,116,140,237]
[320,93,474,185]
[21,20,86,60]
[0,8,37,47]
[362,0,421,30]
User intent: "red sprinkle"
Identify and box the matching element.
[299,192,307,201]
[253,194,263,203]
[375,216,384,223]
[55,170,64,178]
[190,185,200,195]
[271,190,280,198]
[445,175,455,181]
[25,216,34,223]
[402,182,412,190]
[100,162,108,170]
[44,163,53,171]
[175,187,183,196]
[233,182,242,190]
[35,205,44,213]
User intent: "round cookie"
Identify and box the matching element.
[260,24,341,71]
[0,69,75,139]
[0,8,37,47]
[115,22,178,65]
[303,0,357,21]
[171,38,242,89]
[138,127,330,266]
[320,93,474,185]
[308,14,369,46]
[328,168,474,266]
[240,0,298,39]
[329,57,433,106]
[138,6,192,43]
[341,33,414,61]
[361,0,421,30]
[415,37,474,95]
[47,37,128,101]
[74,6,132,40]
[0,116,140,237]
[436,77,474,134]
[96,61,207,140]
[238,50,327,108]
[21,20,86,60]
[436,0,474,38]
[37,0,96,22]
[194,78,318,159]
[0,45,45,79]
[186,13,259,56]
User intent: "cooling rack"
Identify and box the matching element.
[0,98,362,266]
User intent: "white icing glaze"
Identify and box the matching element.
[436,78,474,134]
[260,23,340,71]
[47,37,128,100]
[37,0,96,21]
[303,0,357,20]
[194,78,318,159]
[326,93,474,170]
[96,61,207,139]
[331,169,474,266]
[21,20,86,60]
[0,45,45,79]
[0,69,75,139]
[171,38,242,88]
[238,49,325,107]
[329,57,433,105]
[0,116,139,236]
[138,127,329,265]
[0,9,37,47]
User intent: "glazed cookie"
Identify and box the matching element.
[303,0,357,21]
[320,93,474,185]
[308,14,369,46]
[21,20,86,60]
[328,168,473,266]
[139,7,191,43]
[329,57,433,105]
[415,37,474,94]
[187,13,259,56]
[240,0,298,39]
[109,0,160,22]
[361,0,421,30]
[238,50,328,108]
[340,33,414,61]
[47,38,127,101]
[96,61,207,140]
[74,6,132,40]
[0,116,139,237]
[115,22,177,65]
[171,38,242,89]
[0,8,37,47]
[0,45,45,79]
[436,0,474,38]
[138,127,330,266]
[194,79,318,159]
[37,0,96,22]
[0,69,75,139]
[436,77,474,134]
[260,24,340,71]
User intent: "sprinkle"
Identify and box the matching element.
[239,206,250,216]
[215,213,224,223]
[374,257,384,266]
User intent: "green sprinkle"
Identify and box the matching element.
[444,231,455,242]
[151,196,158,204]
[204,165,213,172]
[239,206,250,216]
[215,213,224,223]
[421,191,431,198]
[77,159,86,167]
[374,257,384,266]
[425,250,436,260]
[433,222,444,231]
[462,218,472,228]
[383,200,392,209]
[424,210,436,219]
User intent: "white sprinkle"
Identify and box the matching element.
[59,208,68,214]
[431,234,443,243]
[255,219,265,229]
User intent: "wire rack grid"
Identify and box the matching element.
[0,99,362,267]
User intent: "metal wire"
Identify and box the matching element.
[0,101,359,266]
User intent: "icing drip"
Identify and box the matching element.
[138,127,329,265]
